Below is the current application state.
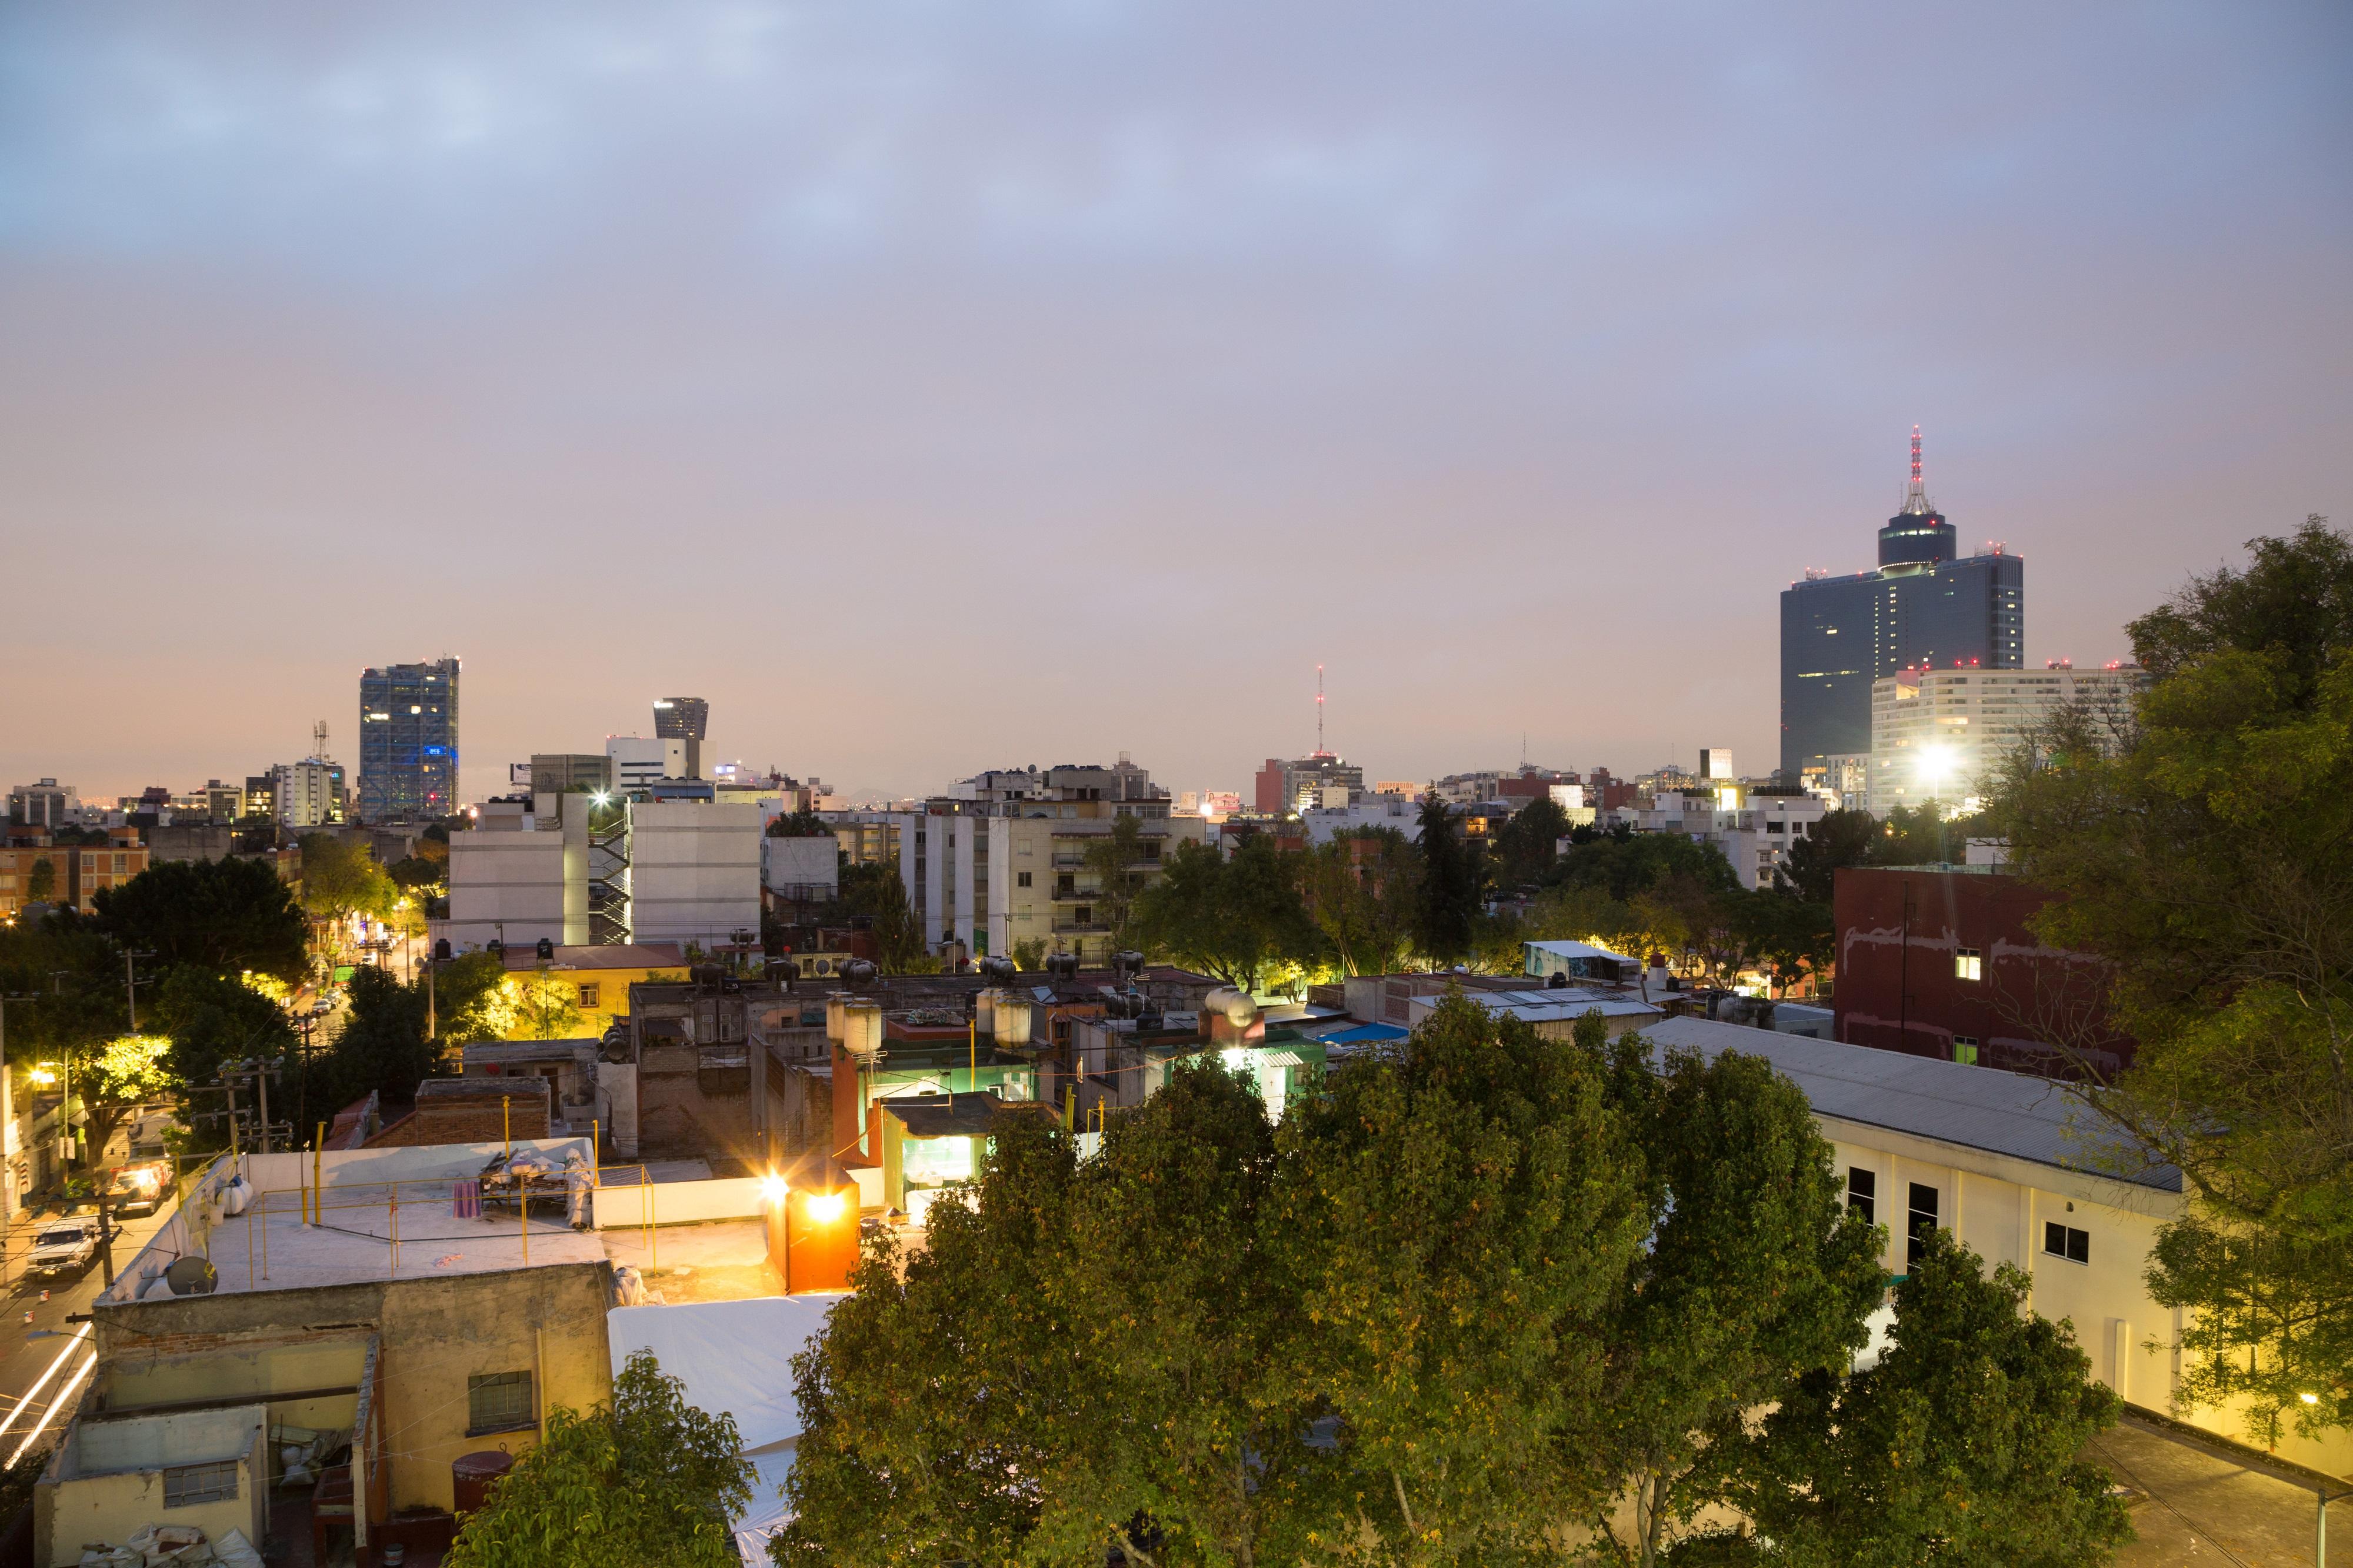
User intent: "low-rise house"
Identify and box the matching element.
[34,1406,270,1564]
[1406,987,1661,1040]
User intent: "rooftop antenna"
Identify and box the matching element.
[1315,664,1327,757]
[1902,424,1931,515]
[312,719,328,761]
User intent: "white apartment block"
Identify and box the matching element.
[1869,662,2148,816]
[1599,786,1828,890]
[273,759,346,829]
[628,800,762,948]
[606,736,686,794]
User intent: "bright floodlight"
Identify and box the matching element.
[805,1192,847,1224]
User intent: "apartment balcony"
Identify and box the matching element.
[1051,919,1111,935]
[1050,853,1088,869]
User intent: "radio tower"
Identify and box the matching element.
[1901,424,1931,515]
[1314,665,1328,757]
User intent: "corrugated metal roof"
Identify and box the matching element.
[1638,1016,2180,1192]
[1411,989,1662,1023]
[1524,939,1638,963]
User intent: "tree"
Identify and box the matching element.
[502,968,584,1041]
[76,1034,175,1169]
[148,966,299,1103]
[1736,1229,2129,1567]
[1301,830,1419,978]
[1772,808,1879,906]
[765,808,830,839]
[1488,796,1572,888]
[1132,836,1317,993]
[1080,813,1151,952]
[1552,828,1739,904]
[1577,1043,1884,1566]
[1411,793,1479,968]
[778,1112,1087,1566]
[314,965,442,1109]
[90,855,308,981]
[1988,516,2353,1443]
[1271,1002,1645,1563]
[448,1349,753,1568]
[836,860,926,972]
[298,833,398,955]
[24,858,55,904]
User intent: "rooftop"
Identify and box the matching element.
[1416,989,1663,1023]
[501,943,687,971]
[1639,1016,2179,1192]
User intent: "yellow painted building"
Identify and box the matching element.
[499,943,686,1040]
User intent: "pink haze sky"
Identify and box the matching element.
[3,2,2348,805]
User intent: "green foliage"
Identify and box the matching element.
[1133,836,1318,992]
[89,855,309,980]
[448,1349,753,1568]
[1988,516,2353,1442]
[1412,793,1481,968]
[1301,830,1420,978]
[1871,803,1983,867]
[386,854,445,895]
[149,966,298,1095]
[1550,827,1739,903]
[1012,936,1049,971]
[24,858,55,903]
[1578,1044,1885,1566]
[1489,796,1572,887]
[1737,1229,2129,1567]
[836,860,926,972]
[430,950,512,1044]
[297,831,399,934]
[1080,813,1151,951]
[765,808,831,838]
[1771,808,1879,906]
[312,966,442,1109]
[1274,1002,1645,1562]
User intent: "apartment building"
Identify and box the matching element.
[1868,660,2147,816]
[1600,785,1828,890]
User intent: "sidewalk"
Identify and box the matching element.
[2099,1416,2337,1567]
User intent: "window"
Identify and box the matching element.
[164,1461,239,1508]
[2044,1222,2090,1265]
[1952,1035,1978,1066]
[1906,1182,1939,1272]
[578,983,599,1009]
[1847,1167,1875,1225]
[469,1371,536,1434]
[1016,871,1032,888]
[1955,948,1982,981]
[1075,906,1092,925]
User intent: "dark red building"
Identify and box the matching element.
[1832,865,2132,1079]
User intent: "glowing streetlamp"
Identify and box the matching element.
[767,1158,859,1293]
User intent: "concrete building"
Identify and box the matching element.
[146,825,236,864]
[1639,1015,2350,1483]
[1799,752,1869,812]
[761,833,838,902]
[1254,752,1365,813]
[652,697,709,780]
[357,657,460,822]
[529,753,612,797]
[1600,785,1828,890]
[8,778,76,828]
[443,794,589,950]
[272,757,347,829]
[1297,793,1424,845]
[66,832,151,913]
[628,801,762,949]
[1779,429,2026,775]
[606,736,685,795]
[1868,659,2148,816]
[495,942,688,1042]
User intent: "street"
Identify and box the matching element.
[0,1198,177,1462]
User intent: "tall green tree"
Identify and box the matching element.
[315,965,442,1109]
[1301,830,1419,978]
[1133,836,1317,993]
[448,1349,752,1568]
[24,858,56,904]
[1734,1229,2129,1567]
[836,859,926,972]
[1411,794,1479,969]
[778,1114,1085,1566]
[1080,813,1151,952]
[90,855,309,980]
[1772,808,1880,906]
[1488,796,1571,888]
[1272,1002,1644,1563]
[298,832,399,953]
[1552,828,1739,903]
[1577,1043,1884,1567]
[148,966,299,1099]
[1989,516,2353,1443]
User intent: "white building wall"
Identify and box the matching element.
[628,801,760,947]
[761,835,839,898]
[444,812,586,949]
[607,736,686,793]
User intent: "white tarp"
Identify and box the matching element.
[606,1293,845,1456]
[732,1443,798,1562]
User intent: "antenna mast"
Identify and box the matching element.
[1902,424,1931,513]
[313,719,328,760]
[1315,664,1326,756]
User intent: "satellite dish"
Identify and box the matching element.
[165,1257,218,1296]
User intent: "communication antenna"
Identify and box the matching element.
[1315,664,1326,757]
[312,720,328,760]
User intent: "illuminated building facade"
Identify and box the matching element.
[358,657,460,821]
[1779,429,2025,775]
[1867,660,2147,816]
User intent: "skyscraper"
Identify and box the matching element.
[653,696,709,780]
[1779,430,2024,776]
[358,658,461,821]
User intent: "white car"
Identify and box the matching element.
[27,1222,100,1277]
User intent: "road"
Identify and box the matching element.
[0,1199,177,1460]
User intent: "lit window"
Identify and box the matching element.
[2043,1223,2089,1265]
[468,1371,535,1434]
[578,984,599,1009]
[1952,1036,1979,1066]
[1954,948,1982,981]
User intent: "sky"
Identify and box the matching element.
[4,2,2348,806]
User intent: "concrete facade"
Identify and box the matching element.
[443,796,589,950]
[628,801,761,949]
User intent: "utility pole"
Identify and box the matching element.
[122,949,155,1032]
[0,993,36,1264]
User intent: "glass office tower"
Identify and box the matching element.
[358,658,461,820]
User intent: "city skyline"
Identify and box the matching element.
[4,2,2348,803]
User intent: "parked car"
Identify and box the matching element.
[26,1222,100,1277]
[106,1163,168,1217]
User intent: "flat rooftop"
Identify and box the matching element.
[183,1190,606,1296]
